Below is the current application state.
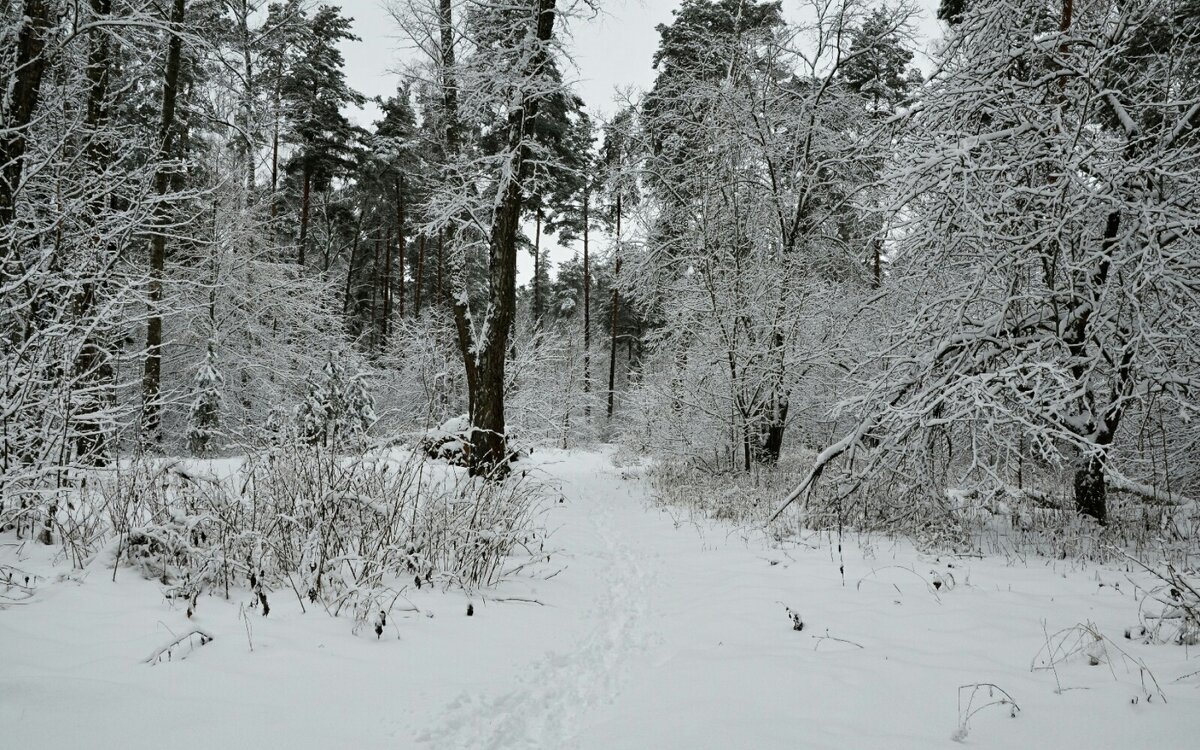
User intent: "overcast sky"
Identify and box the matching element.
[333,0,944,281]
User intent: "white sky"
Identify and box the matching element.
[333,0,944,281]
[337,1,687,123]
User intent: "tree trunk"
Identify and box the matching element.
[436,0,478,428]
[298,167,311,267]
[468,0,559,475]
[871,237,882,287]
[371,236,380,349]
[533,208,542,327]
[395,176,406,321]
[0,0,52,237]
[141,0,186,445]
[73,0,117,463]
[582,190,591,416]
[415,234,425,316]
[437,228,444,302]
[237,0,255,192]
[760,396,788,463]
[383,227,393,342]
[1073,453,1107,525]
[343,225,360,315]
[607,193,622,420]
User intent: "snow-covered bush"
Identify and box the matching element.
[82,446,549,630]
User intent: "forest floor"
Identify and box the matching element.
[2,448,1199,749]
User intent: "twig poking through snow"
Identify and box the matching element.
[145,629,214,665]
[952,683,1019,742]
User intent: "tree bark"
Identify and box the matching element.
[141,0,186,444]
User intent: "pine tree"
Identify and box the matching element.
[281,4,365,269]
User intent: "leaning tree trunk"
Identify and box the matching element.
[141,0,186,444]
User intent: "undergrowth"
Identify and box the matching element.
[1,446,550,632]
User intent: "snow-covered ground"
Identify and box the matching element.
[3,449,1199,749]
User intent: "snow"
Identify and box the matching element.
[3,449,1199,749]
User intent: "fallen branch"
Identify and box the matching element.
[484,596,545,606]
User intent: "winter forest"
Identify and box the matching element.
[3,0,1200,746]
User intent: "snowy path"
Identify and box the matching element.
[415,455,655,748]
[3,449,1200,749]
